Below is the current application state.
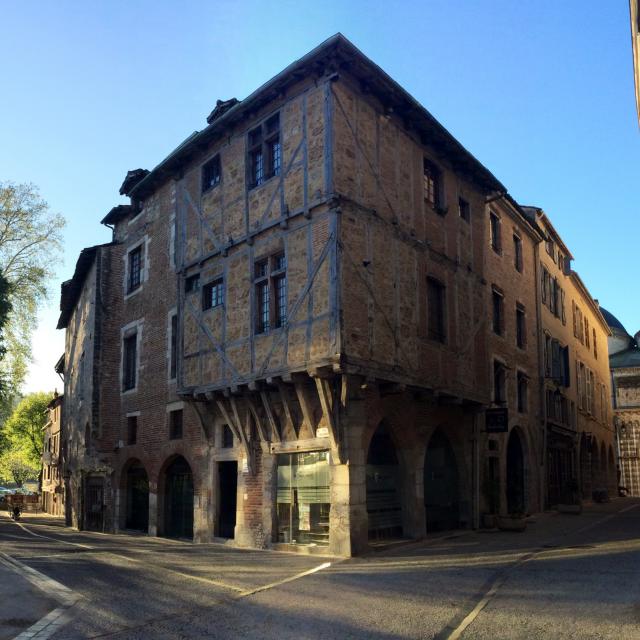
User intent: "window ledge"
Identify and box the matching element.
[124,285,143,302]
[248,173,279,193]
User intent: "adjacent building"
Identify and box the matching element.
[603,309,640,496]
[528,209,616,506]
[57,34,616,555]
[41,392,65,516]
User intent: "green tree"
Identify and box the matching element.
[3,392,53,466]
[0,448,39,487]
[0,182,64,393]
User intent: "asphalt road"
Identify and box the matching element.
[1,499,639,639]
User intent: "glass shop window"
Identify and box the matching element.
[276,451,330,546]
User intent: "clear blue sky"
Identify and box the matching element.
[1,1,637,392]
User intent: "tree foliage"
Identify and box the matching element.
[2,392,53,466]
[0,182,64,393]
[0,448,39,487]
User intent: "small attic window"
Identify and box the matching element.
[202,155,221,193]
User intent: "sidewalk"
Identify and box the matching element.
[0,560,57,640]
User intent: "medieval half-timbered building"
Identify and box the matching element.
[57,34,615,555]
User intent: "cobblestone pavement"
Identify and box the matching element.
[1,500,639,639]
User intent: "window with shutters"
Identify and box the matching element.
[585,317,590,348]
[513,235,523,272]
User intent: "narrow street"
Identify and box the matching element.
[1,499,639,639]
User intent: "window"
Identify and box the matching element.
[254,253,287,333]
[169,313,178,380]
[490,211,501,253]
[493,360,506,404]
[517,373,528,413]
[202,154,221,192]
[584,317,590,348]
[221,424,234,448]
[169,409,183,440]
[427,277,446,342]
[423,159,443,210]
[248,113,281,189]
[545,236,555,259]
[593,329,597,359]
[557,252,564,271]
[458,197,470,223]
[551,339,561,380]
[561,346,570,387]
[127,416,138,445]
[202,278,224,310]
[541,266,549,305]
[127,245,142,293]
[513,235,523,272]
[185,273,200,293]
[516,304,526,349]
[123,333,137,391]
[492,288,504,336]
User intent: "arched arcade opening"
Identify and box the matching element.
[122,459,149,532]
[366,422,403,541]
[424,429,460,532]
[161,456,194,539]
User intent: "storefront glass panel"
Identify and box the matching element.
[276,451,330,545]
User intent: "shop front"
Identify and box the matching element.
[276,450,330,546]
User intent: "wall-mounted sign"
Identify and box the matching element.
[485,408,508,433]
[316,427,329,438]
[241,458,249,473]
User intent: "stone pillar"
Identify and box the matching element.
[403,445,426,540]
[113,487,121,532]
[329,400,368,557]
[261,449,277,547]
[148,490,158,537]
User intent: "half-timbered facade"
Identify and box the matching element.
[58,34,614,555]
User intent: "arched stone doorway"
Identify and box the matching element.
[506,429,525,514]
[162,456,194,539]
[424,429,459,532]
[124,460,149,532]
[366,422,403,541]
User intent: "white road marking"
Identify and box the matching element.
[440,502,640,640]
[9,519,92,549]
[0,552,80,640]
[238,561,332,597]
